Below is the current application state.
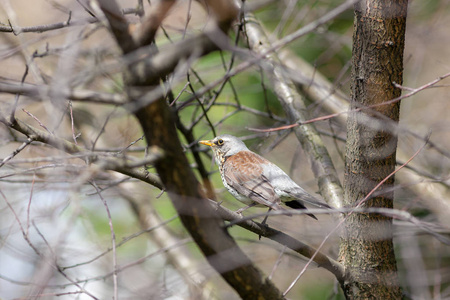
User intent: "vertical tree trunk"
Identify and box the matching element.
[340,1,408,298]
[134,99,284,300]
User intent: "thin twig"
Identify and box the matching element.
[0,138,33,168]
[22,108,52,134]
[250,71,450,133]
[91,182,118,300]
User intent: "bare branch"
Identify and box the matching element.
[96,0,136,53]
[0,82,126,105]
[242,11,345,211]
[134,0,177,47]
[211,200,345,282]
[0,113,164,189]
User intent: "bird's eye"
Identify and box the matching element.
[217,139,224,146]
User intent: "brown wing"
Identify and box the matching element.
[223,151,283,210]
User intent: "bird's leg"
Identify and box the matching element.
[235,203,257,215]
[261,208,272,226]
[213,199,224,212]
[259,208,272,240]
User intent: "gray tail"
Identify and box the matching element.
[284,200,317,220]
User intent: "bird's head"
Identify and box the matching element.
[199,134,248,161]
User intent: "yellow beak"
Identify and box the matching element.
[199,140,214,147]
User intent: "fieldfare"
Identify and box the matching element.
[199,134,330,220]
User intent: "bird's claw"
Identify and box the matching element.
[258,222,269,240]
[234,209,244,216]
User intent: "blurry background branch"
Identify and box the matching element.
[98,0,285,298]
[1,0,449,299]
[211,200,345,282]
[241,11,344,212]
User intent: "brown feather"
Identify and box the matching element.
[223,151,284,210]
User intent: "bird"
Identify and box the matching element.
[199,134,330,220]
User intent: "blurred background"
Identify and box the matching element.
[0,0,449,299]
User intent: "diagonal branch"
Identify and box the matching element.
[0,82,125,105]
[210,200,345,282]
[0,113,163,189]
[96,0,136,53]
[242,11,345,211]
[134,0,177,47]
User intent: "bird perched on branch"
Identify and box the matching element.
[199,134,330,220]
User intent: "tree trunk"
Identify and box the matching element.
[134,98,284,300]
[340,0,408,298]
[97,1,286,297]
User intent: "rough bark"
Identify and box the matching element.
[134,99,284,299]
[340,1,408,299]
